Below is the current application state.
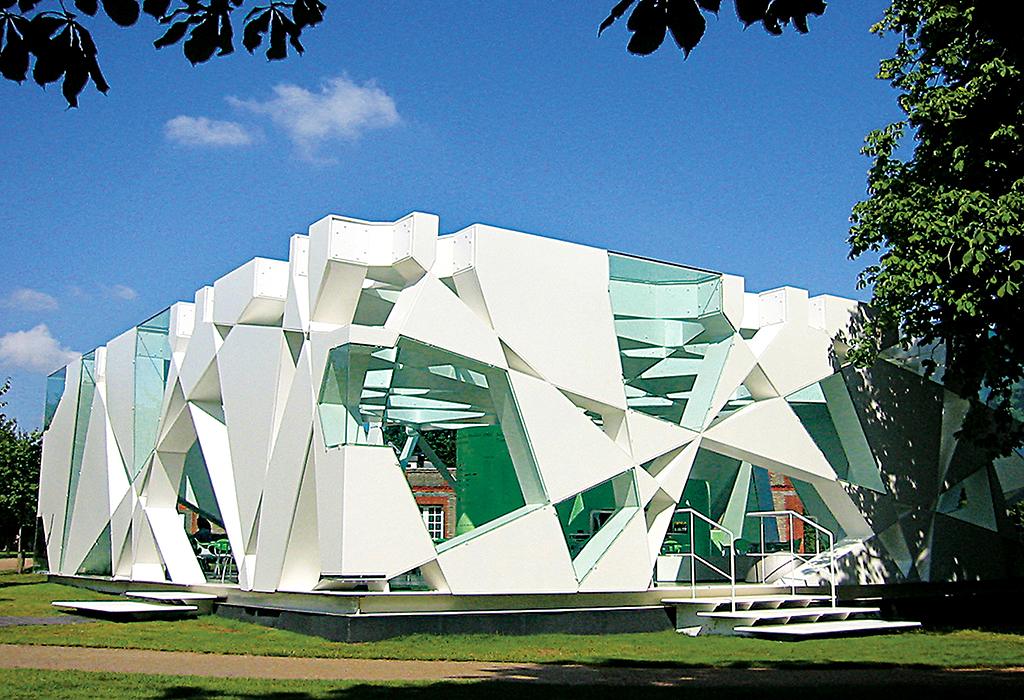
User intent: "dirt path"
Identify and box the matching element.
[0,558,32,573]
[0,644,1022,688]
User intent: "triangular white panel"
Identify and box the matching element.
[625,410,697,465]
[189,402,247,587]
[253,345,316,591]
[508,370,635,504]
[644,488,679,564]
[635,466,661,507]
[437,505,578,594]
[471,224,627,409]
[144,507,205,584]
[61,390,113,574]
[217,325,289,547]
[103,328,136,472]
[385,274,507,368]
[749,324,836,397]
[652,440,701,502]
[702,398,837,482]
[336,446,438,578]
[578,511,652,592]
[278,448,321,591]
[177,322,223,402]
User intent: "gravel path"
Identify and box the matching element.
[0,644,1022,688]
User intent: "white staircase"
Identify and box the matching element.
[664,594,920,638]
[661,510,920,639]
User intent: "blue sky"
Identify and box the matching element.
[0,1,901,428]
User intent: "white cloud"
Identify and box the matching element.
[164,115,255,147]
[0,325,78,374]
[1,288,58,312]
[107,284,138,301]
[229,76,400,160]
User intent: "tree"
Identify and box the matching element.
[0,0,826,108]
[0,0,325,106]
[598,0,827,56]
[0,380,42,573]
[847,1,1024,456]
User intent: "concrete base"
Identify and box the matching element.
[216,603,676,642]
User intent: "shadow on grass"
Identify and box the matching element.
[151,673,1024,700]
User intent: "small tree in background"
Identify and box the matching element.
[0,380,42,573]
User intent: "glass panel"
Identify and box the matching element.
[608,253,734,430]
[317,337,545,548]
[43,366,67,431]
[555,469,639,580]
[61,351,96,570]
[133,309,172,478]
[75,523,112,576]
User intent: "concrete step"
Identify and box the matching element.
[664,595,830,611]
[734,619,922,639]
[125,591,220,602]
[51,600,198,620]
[698,606,879,622]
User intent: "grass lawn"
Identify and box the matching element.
[2,574,1023,669]
[2,668,1024,700]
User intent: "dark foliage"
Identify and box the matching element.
[599,0,826,57]
[0,0,326,106]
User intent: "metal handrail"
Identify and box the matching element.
[673,508,737,612]
[746,510,836,607]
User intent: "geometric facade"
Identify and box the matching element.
[37,212,1024,594]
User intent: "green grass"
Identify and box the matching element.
[2,668,1023,700]
[2,576,1023,669]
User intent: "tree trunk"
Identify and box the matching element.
[15,525,24,574]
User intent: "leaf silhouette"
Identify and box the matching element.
[601,0,825,57]
[599,0,636,35]
[101,0,141,26]
[74,0,98,15]
[242,6,270,52]
[183,14,218,63]
[27,13,107,106]
[141,0,170,19]
[291,0,324,29]
[0,13,31,82]
[153,18,189,48]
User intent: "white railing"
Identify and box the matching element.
[746,510,836,607]
[673,508,737,612]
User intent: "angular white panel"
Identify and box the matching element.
[437,505,578,594]
[38,361,81,568]
[213,257,289,326]
[652,439,700,502]
[702,398,837,482]
[635,466,661,507]
[578,511,652,592]
[283,234,311,332]
[61,389,113,574]
[177,322,223,402]
[335,446,438,578]
[752,323,835,397]
[721,274,745,331]
[385,275,506,368]
[145,507,205,584]
[253,344,316,591]
[169,302,196,354]
[189,402,247,587]
[625,409,697,465]
[508,371,635,504]
[217,325,289,544]
[103,328,136,471]
[471,224,627,408]
[278,448,321,592]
